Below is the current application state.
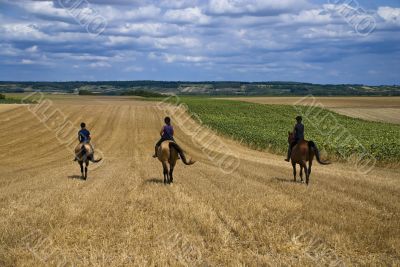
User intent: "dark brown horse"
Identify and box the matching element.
[157,141,195,184]
[74,143,102,180]
[288,132,330,185]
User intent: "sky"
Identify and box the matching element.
[0,0,399,84]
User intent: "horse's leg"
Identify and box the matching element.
[307,150,315,185]
[162,161,168,184]
[301,161,309,185]
[169,161,176,184]
[292,161,296,182]
[79,162,84,178]
[300,166,304,182]
[84,160,89,180]
[166,162,171,184]
[169,166,174,184]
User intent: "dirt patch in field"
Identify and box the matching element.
[332,107,400,124]
[222,96,400,124]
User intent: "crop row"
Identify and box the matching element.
[175,98,400,164]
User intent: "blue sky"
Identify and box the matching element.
[0,0,399,84]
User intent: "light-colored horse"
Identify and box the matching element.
[74,143,102,180]
[288,132,330,185]
[157,141,195,184]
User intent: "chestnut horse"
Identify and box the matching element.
[157,141,195,184]
[288,132,330,185]
[74,143,102,180]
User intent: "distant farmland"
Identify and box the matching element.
[222,96,400,124]
[1,81,399,96]
[177,97,400,164]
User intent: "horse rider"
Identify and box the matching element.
[153,117,176,158]
[74,122,95,161]
[285,116,304,162]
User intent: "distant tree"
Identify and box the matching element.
[78,90,93,95]
[0,93,5,100]
[120,90,163,97]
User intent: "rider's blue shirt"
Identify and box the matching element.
[162,125,174,140]
[78,129,91,143]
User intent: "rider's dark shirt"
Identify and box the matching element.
[294,123,304,141]
[78,129,91,143]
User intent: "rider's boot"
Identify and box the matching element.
[153,146,158,158]
[285,147,291,162]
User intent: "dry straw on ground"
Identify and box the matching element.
[0,96,399,266]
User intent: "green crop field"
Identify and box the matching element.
[174,98,400,164]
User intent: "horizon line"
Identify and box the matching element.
[1,80,399,86]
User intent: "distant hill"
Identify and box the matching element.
[0,81,399,96]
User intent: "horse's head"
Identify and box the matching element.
[288,131,295,144]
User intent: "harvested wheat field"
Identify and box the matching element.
[0,96,399,266]
[224,96,400,124]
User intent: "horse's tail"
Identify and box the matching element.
[308,141,331,165]
[169,142,196,166]
[90,157,102,163]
